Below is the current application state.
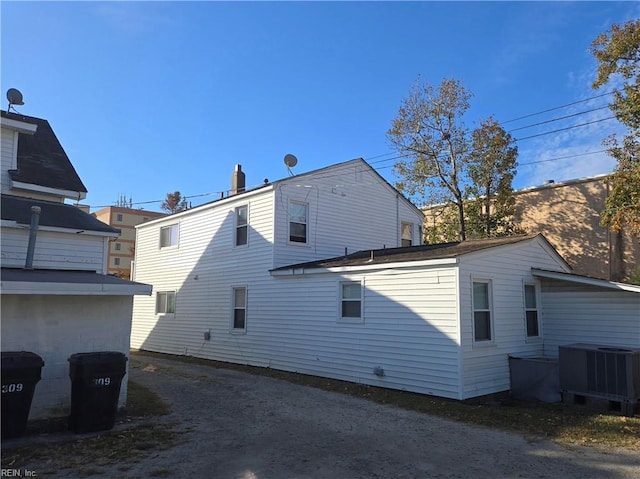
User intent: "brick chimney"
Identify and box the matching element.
[231,164,245,195]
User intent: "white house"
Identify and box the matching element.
[131,159,640,402]
[1,110,151,421]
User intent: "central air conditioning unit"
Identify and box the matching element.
[559,343,640,415]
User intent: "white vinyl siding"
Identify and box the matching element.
[541,280,640,356]
[458,237,569,399]
[0,227,108,273]
[272,161,424,268]
[1,129,17,192]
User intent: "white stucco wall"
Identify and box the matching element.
[1,295,134,420]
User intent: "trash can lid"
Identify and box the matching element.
[68,351,128,365]
[1,351,45,368]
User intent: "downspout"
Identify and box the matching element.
[24,206,41,270]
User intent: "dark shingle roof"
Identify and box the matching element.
[272,234,543,271]
[1,195,119,234]
[0,267,145,286]
[1,111,87,195]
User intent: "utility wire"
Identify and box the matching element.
[514,116,616,141]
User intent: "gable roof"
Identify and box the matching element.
[532,268,640,293]
[272,234,556,272]
[1,111,87,196]
[1,195,119,234]
[274,158,423,218]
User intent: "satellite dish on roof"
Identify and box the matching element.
[284,153,298,177]
[7,88,24,109]
[284,154,298,168]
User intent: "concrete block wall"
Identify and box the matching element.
[1,295,134,420]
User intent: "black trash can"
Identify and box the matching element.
[1,351,45,439]
[68,351,128,434]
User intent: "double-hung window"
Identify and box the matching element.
[156,291,176,315]
[289,201,308,244]
[472,280,493,342]
[235,205,248,246]
[524,284,539,337]
[232,286,247,332]
[160,224,179,248]
[340,281,363,321]
[401,222,413,247]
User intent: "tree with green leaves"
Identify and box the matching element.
[388,77,520,242]
[388,77,473,240]
[161,191,188,214]
[466,116,521,238]
[591,19,640,235]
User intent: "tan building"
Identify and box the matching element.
[93,207,166,276]
[422,175,639,282]
[513,175,638,282]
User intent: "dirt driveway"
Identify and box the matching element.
[100,354,639,479]
[3,355,640,479]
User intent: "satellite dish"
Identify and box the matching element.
[284,154,298,168]
[7,88,24,106]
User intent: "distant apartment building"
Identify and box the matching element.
[93,207,166,276]
[423,174,639,282]
[513,175,638,282]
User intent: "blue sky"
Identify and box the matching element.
[1,1,637,211]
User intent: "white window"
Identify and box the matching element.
[524,284,539,337]
[472,280,493,342]
[156,291,176,314]
[401,222,413,247]
[160,224,179,248]
[115,243,122,251]
[235,205,248,246]
[340,281,363,320]
[232,286,247,331]
[289,201,308,244]
[116,213,123,222]
[114,257,121,266]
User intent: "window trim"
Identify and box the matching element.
[231,285,248,333]
[288,200,309,245]
[159,223,179,249]
[471,278,494,345]
[234,204,249,247]
[523,281,541,339]
[338,279,364,324]
[400,221,413,247]
[156,291,176,315]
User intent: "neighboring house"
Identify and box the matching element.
[131,159,639,402]
[0,110,151,420]
[92,206,166,276]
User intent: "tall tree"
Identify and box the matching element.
[466,117,520,238]
[388,77,473,240]
[591,20,640,235]
[161,191,188,214]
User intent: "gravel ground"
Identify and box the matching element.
[7,354,640,478]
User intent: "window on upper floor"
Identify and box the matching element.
[472,280,493,342]
[160,224,179,248]
[116,213,123,222]
[401,222,413,247]
[115,243,122,251]
[524,283,540,337]
[289,201,308,244]
[156,291,176,315]
[340,281,363,321]
[235,205,248,246]
[231,286,247,332]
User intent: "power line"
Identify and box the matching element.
[507,105,611,133]
[514,116,616,141]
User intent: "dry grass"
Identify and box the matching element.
[132,350,640,452]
